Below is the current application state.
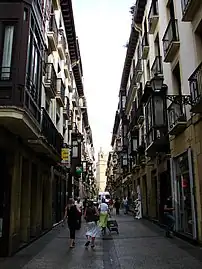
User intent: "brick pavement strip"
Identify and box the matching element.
[1,214,202,269]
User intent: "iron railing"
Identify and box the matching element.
[57,78,65,104]
[151,56,163,77]
[181,0,191,15]
[44,63,57,94]
[162,19,179,57]
[142,32,149,48]
[188,62,202,105]
[58,32,66,51]
[167,95,188,132]
[41,108,63,154]
[148,0,159,24]
[49,14,58,46]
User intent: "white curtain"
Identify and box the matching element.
[1,25,14,80]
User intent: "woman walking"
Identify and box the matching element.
[99,198,109,235]
[84,200,100,248]
[114,198,120,215]
[64,198,79,248]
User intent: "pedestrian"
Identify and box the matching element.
[114,198,120,215]
[75,197,82,229]
[123,196,128,214]
[98,198,109,235]
[108,198,113,215]
[84,200,100,248]
[164,196,175,237]
[63,198,80,248]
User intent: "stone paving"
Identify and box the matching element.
[1,213,202,269]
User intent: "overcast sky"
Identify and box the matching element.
[72,0,133,158]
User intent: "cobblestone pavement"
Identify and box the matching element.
[1,213,202,269]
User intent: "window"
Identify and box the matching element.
[1,25,14,80]
[26,15,42,104]
[72,141,78,157]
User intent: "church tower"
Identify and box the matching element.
[96,148,107,192]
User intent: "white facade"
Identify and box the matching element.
[96,149,107,192]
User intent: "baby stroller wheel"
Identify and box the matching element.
[116,230,119,234]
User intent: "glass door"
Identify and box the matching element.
[175,149,197,238]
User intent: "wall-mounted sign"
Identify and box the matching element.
[61,148,70,167]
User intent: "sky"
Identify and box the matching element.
[72,0,133,158]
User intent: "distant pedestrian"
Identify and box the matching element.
[63,198,80,248]
[84,200,100,248]
[164,196,175,237]
[114,198,120,215]
[98,198,109,235]
[75,197,82,229]
[123,196,128,214]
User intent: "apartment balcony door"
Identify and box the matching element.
[171,148,197,239]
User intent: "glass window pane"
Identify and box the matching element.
[1,25,14,80]
[154,96,164,125]
[72,146,78,158]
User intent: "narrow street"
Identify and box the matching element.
[1,213,202,269]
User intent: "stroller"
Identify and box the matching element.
[107,217,119,234]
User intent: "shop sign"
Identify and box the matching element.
[61,148,70,167]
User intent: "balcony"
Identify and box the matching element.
[56,78,65,107]
[58,32,67,60]
[148,0,159,34]
[188,62,202,113]
[44,63,57,98]
[47,14,58,51]
[167,95,190,136]
[135,59,143,83]
[63,97,70,120]
[142,33,149,59]
[41,108,63,156]
[72,89,80,107]
[181,0,202,21]
[151,56,163,77]
[162,19,180,63]
[125,76,138,113]
[136,105,144,125]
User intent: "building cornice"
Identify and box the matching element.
[60,0,84,96]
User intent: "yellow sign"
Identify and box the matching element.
[61,148,69,161]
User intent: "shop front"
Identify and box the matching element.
[170,148,197,239]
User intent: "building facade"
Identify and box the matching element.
[106,0,202,244]
[0,0,94,256]
[96,148,107,192]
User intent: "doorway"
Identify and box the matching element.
[142,175,148,216]
[174,150,197,238]
[0,150,11,256]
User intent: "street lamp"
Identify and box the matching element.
[150,74,164,92]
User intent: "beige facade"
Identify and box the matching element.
[107,0,202,244]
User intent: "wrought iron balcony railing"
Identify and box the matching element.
[41,108,63,154]
[162,19,179,62]
[188,62,202,113]
[181,0,200,21]
[167,95,190,135]
[48,14,58,48]
[56,78,65,106]
[151,56,163,77]
[148,0,159,34]
[44,63,57,96]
